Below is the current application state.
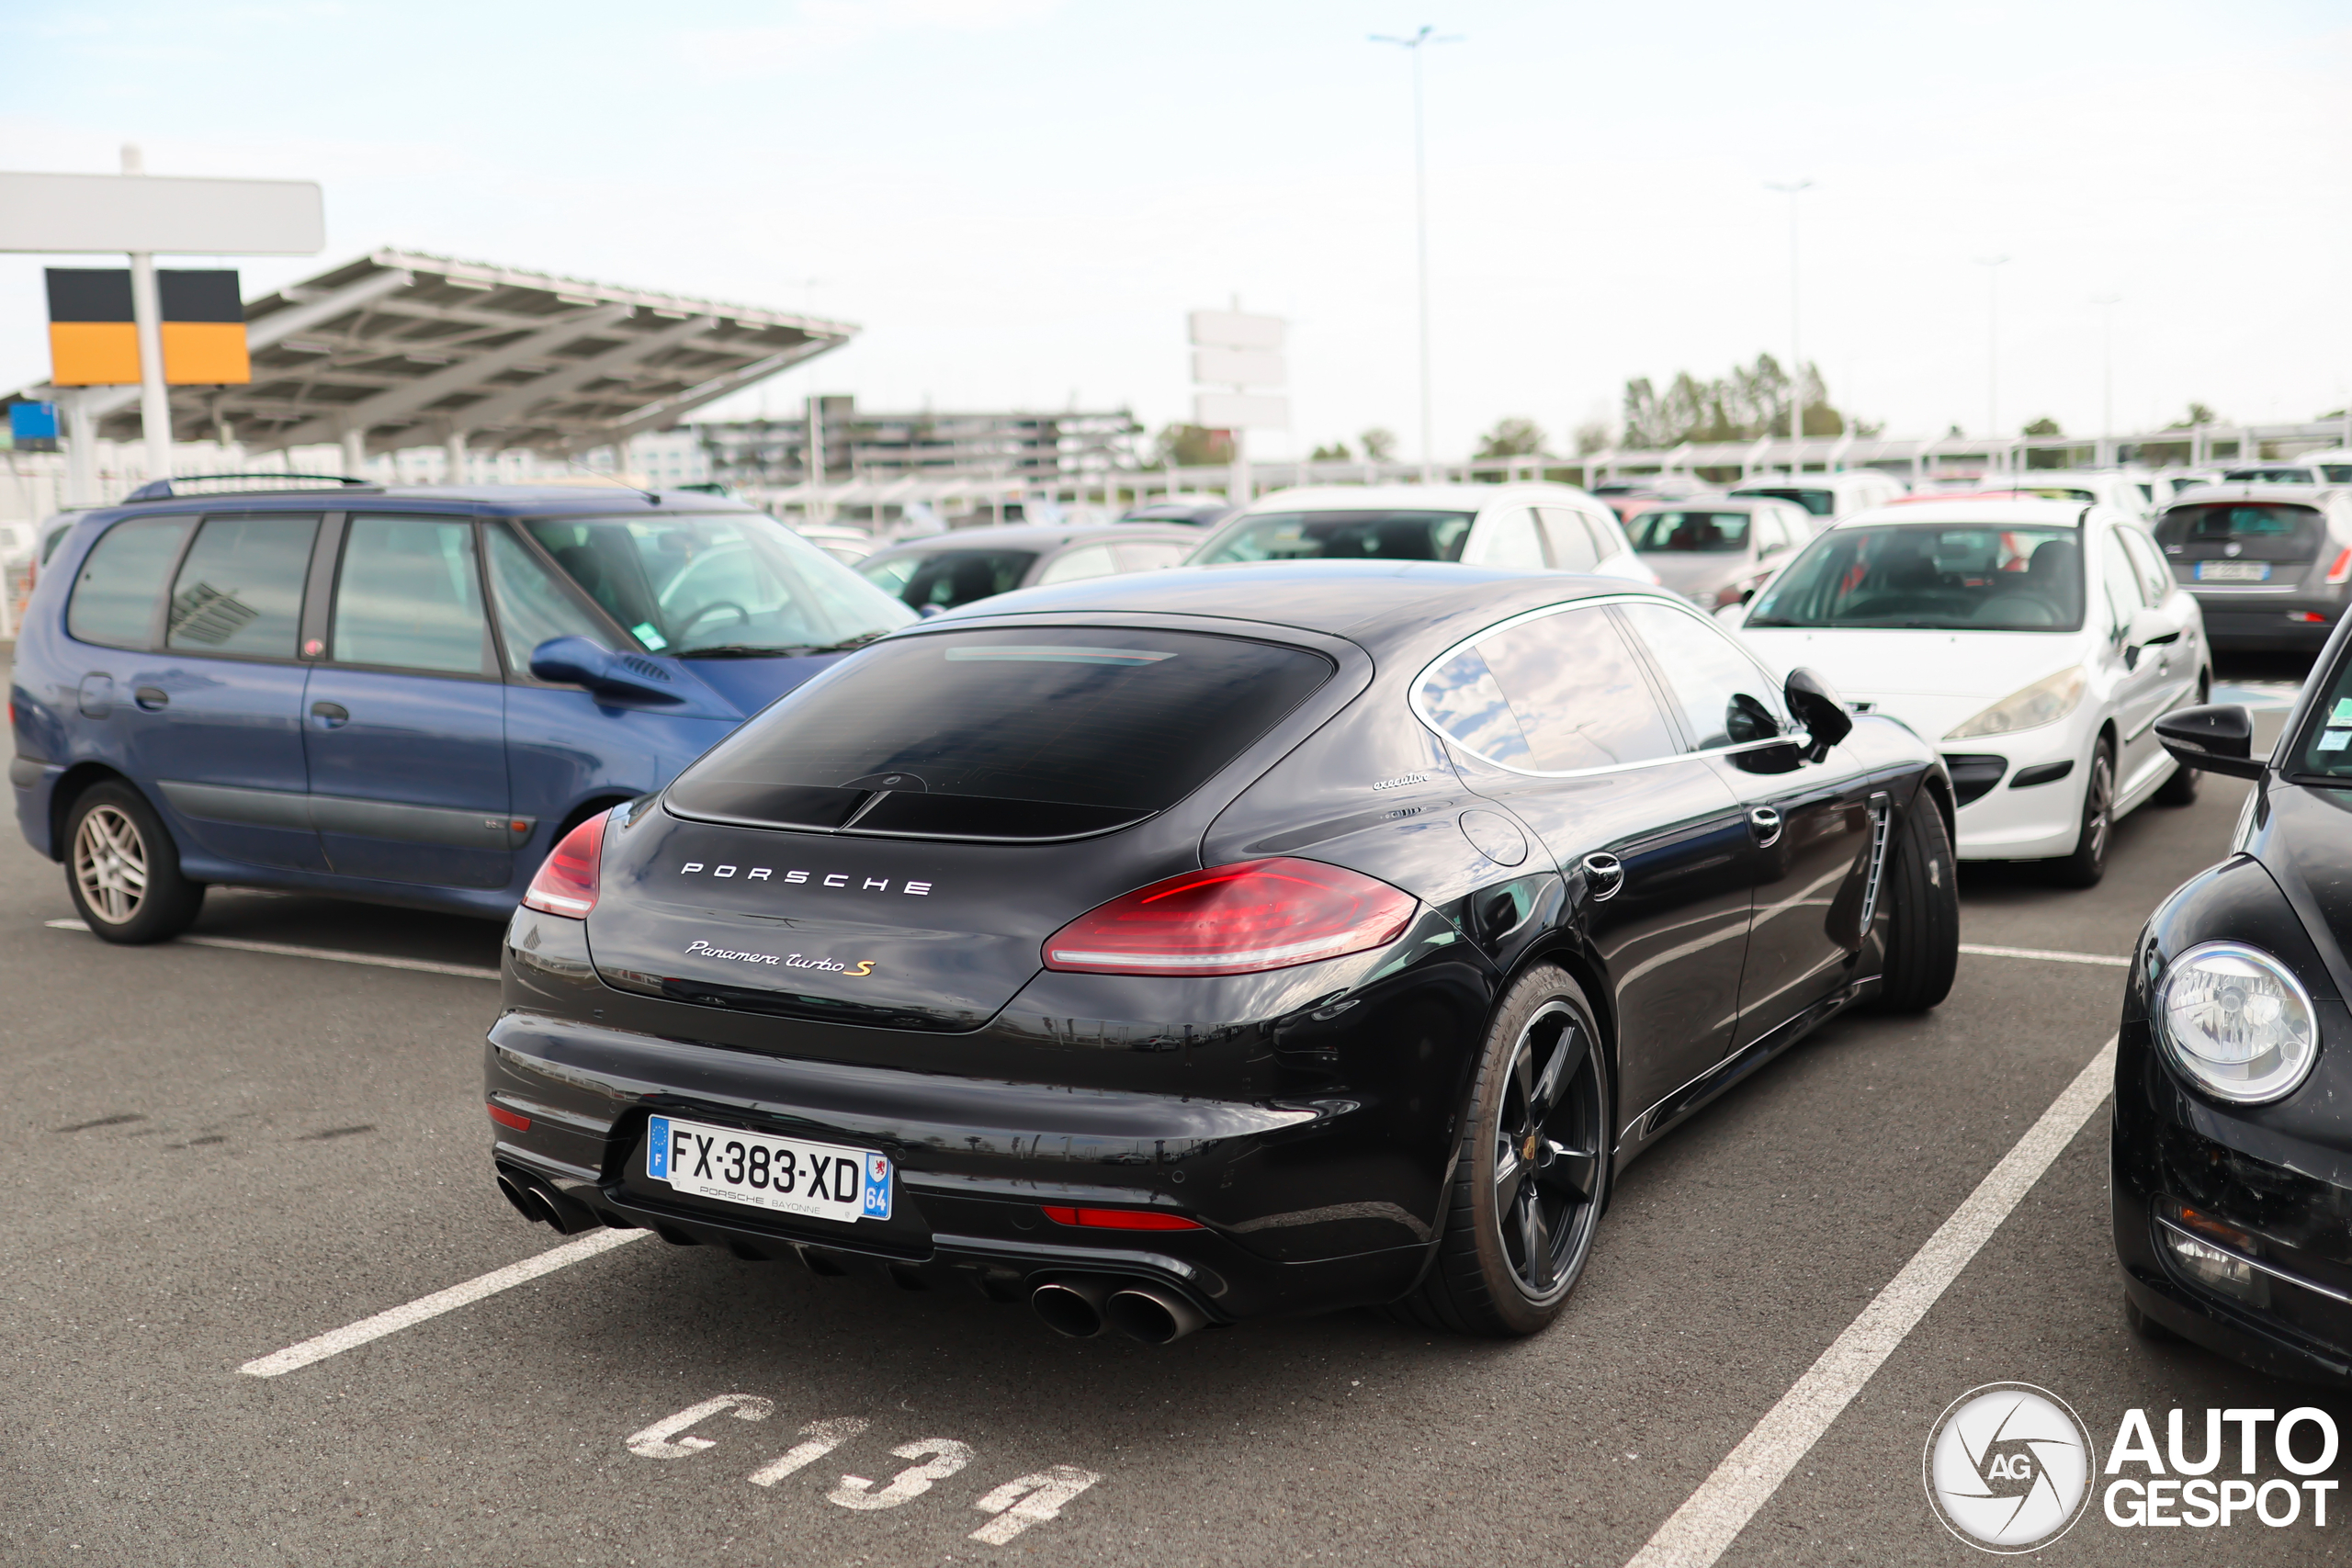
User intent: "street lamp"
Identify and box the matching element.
[1766,180,1814,462]
[1371,25,1461,483]
[1974,255,2009,441]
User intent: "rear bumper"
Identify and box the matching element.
[2191,592,2344,649]
[485,1010,1436,1325]
[10,756,61,859]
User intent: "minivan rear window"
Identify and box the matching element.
[666,626,1335,840]
[68,517,191,648]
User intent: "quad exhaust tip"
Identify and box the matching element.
[495,1165,604,1236]
[1031,1278,1207,1344]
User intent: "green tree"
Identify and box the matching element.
[1476,417,1545,459]
[1360,427,1399,460]
[1574,420,1611,456]
[1152,423,1232,467]
[1619,354,1871,449]
[2022,416,2063,436]
[1310,440,1352,461]
[2168,403,2222,429]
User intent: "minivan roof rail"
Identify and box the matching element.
[124,474,377,502]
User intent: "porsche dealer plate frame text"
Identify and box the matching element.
[647,1114,892,1224]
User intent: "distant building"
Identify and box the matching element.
[694,398,1141,491]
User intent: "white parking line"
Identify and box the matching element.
[240,1229,647,1377]
[1958,941,2132,968]
[45,918,499,980]
[1622,1035,2119,1568]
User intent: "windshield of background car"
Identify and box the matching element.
[1735,486,1835,517]
[1746,524,2086,632]
[1629,510,1751,552]
[2224,468,2316,485]
[2156,503,2321,553]
[664,626,1335,840]
[857,548,1038,611]
[2011,486,2097,502]
[521,513,913,656]
[2321,464,2352,484]
[1195,510,1475,564]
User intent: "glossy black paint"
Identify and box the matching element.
[2117,616,2352,1382]
[490,563,1950,1325]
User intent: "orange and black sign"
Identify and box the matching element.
[46,267,250,387]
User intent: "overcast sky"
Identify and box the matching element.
[3,0,2346,461]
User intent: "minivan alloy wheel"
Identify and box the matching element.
[74,805,148,924]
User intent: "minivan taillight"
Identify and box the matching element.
[1043,858,1418,977]
[523,812,608,918]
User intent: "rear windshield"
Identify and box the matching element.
[857,549,1037,611]
[665,626,1335,840]
[2157,503,2320,548]
[1734,487,1835,517]
[2010,486,2097,503]
[2321,464,2352,484]
[2223,468,2316,485]
[1629,510,1750,552]
[1196,510,1475,564]
[523,512,912,656]
[1746,524,2085,632]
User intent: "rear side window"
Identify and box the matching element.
[861,550,1037,611]
[1114,540,1187,571]
[1035,544,1118,585]
[332,515,492,675]
[166,514,317,657]
[68,517,191,648]
[1198,510,1474,564]
[1417,604,1678,773]
[667,627,1334,840]
[1536,508,1600,571]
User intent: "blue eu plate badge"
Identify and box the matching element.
[862,1152,894,1220]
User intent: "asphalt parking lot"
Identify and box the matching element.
[4,649,2344,1567]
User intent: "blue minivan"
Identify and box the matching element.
[7,479,914,942]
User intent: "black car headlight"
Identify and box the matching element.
[2154,942,2319,1104]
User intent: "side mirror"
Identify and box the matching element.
[527,636,681,702]
[2154,704,2264,780]
[1783,667,1853,761]
[2125,604,2182,650]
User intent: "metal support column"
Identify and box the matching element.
[64,391,99,506]
[445,427,467,485]
[340,425,367,479]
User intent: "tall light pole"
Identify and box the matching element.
[1766,180,1814,465]
[1974,255,2009,442]
[1372,26,1460,483]
[2091,294,2120,446]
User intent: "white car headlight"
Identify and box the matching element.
[2155,942,2319,1104]
[1944,666,2087,740]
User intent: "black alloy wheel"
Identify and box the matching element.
[2050,739,2115,889]
[1396,966,1610,1337]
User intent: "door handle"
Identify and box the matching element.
[1580,852,1624,902]
[1748,807,1784,847]
[309,701,350,729]
[133,686,169,711]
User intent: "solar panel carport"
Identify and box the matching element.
[18,248,854,473]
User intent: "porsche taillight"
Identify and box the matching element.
[1043,857,1417,977]
[523,812,608,918]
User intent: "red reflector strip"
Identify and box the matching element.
[2329,547,2352,585]
[1039,1204,1203,1231]
[2292,612,2330,624]
[486,1101,531,1132]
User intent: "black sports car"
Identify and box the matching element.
[2117,642,2352,1384]
[486,562,1960,1341]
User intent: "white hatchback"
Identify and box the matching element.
[1188,482,1657,583]
[1730,497,2210,886]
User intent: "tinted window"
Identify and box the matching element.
[1617,601,1787,750]
[2224,468,2316,485]
[1629,510,1751,553]
[1469,508,1546,569]
[1747,524,2086,632]
[861,549,1037,611]
[1035,544,1119,585]
[2117,527,2173,605]
[67,518,189,648]
[485,525,612,671]
[2158,503,2321,549]
[2294,659,2352,780]
[1536,508,1600,570]
[165,514,316,657]
[1197,510,1475,564]
[527,513,911,654]
[667,627,1333,840]
[1419,606,1678,772]
[333,515,492,675]
[1735,486,1836,517]
[2320,465,2352,484]
[2100,529,2143,633]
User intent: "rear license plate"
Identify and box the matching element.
[2197,560,2271,581]
[647,1114,891,1223]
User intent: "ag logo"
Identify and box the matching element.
[1924,1382,2094,1552]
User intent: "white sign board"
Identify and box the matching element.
[1188,310,1283,352]
[1193,347,1286,388]
[1194,391,1290,431]
[0,172,325,254]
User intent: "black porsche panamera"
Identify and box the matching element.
[2117,629,2352,1386]
[485,562,1960,1341]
